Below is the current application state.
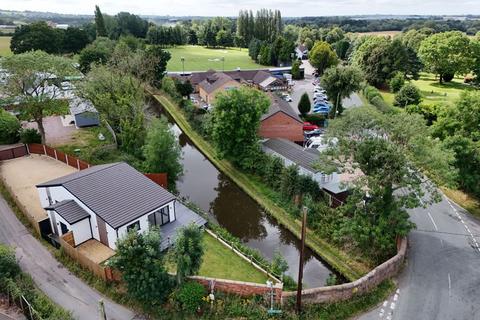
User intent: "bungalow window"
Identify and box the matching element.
[148,206,170,227]
[127,221,140,232]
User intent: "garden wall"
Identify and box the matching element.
[282,237,407,304]
[190,275,283,301]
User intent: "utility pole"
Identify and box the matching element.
[296,206,308,314]
[181,57,185,75]
[98,299,107,320]
[221,57,225,72]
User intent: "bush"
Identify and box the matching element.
[291,60,302,80]
[19,128,41,144]
[162,77,180,99]
[370,96,392,113]
[0,244,20,281]
[389,72,405,93]
[0,110,20,144]
[303,113,326,126]
[298,92,311,116]
[394,83,422,107]
[363,85,383,102]
[442,73,454,82]
[173,282,206,313]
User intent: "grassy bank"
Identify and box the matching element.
[0,36,12,56]
[442,187,480,218]
[154,93,370,281]
[166,45,269,72]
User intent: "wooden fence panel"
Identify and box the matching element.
[78,160,90,170]
[144,173,168,189]
[66,155,78,169]
[27,144,44,154]
[45,145,56,159]
[55,150,67,164]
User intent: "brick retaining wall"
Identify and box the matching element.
[190,275,283,301]
[282,237,407,304]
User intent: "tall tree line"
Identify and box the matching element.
[237,9,283,45]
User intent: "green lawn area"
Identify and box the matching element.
[166,232,270,284]
[166,45,269,72]
[380,73,475,105]
[0,36,12,56]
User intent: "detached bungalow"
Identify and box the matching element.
[198,72,241,104]
[36,162,206,250]
[262,138,349,207]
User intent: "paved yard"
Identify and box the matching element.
[0,154,77,222]
[77,239,115,264]
[22,116,76,146]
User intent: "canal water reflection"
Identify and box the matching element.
[148,100,340,287]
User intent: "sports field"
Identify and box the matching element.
[0,36,12,56]
[166,45,269,72]
[381,73,475,105]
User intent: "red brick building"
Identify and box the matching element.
[259,96,303,143]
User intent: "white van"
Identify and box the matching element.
[305,136,338,152]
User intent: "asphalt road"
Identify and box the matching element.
[358,193,480,320]
[289,60,362,114]
[0,194,139,320]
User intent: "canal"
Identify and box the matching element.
[147,99,338,288]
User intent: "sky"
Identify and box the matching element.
[1,0,480,17]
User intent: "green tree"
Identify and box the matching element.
[394,83,422,107]
[144,45,171,88]
[210,87,270,168]
[216,30,233,48]
[175,80,194,98]
[320,65,363,117]
[94,5,107,37]
[173,224,204,284]
[142,118,182,185]
[418,31,474,83]
[291,60,302,80]
[109,228,173,307]
[317,107,456,261]
[10,21,63,54]
[78,37,115,73]
[309,41,339,75]
[0,109,20,144]
[298,92,311,116]
[1,51,75,144]
[389,71,405,93]
[62,27,90,53]
[0,244,20,281]
[352,36,392,87]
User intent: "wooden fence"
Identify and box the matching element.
[59,232,120,282]
[0,144,28,161]
[27,144,91,171]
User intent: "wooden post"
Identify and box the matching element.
[296,207,308,314]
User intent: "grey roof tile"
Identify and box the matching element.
[46,199,90,224]
[262,138,319,173]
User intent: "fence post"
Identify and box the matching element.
[54,149,58,160]
[42,144,46,155]
[77,159,80,170]
[26,143,30,155]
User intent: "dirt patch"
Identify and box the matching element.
[22,116,76,147]
[0,154,77,222]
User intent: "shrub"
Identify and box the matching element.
[162,77,180,99]
[363,85,383,102]
[303,113,326,126]
[0,244,20,281]
[389,72,405,93]
[291,60,302,80]
[298,92,311,116]
[0,109,20,144]
[173,282,206,313]
[442,73,454,82]
[370,96,391,113]
[394,83,422,107]
[19,128,41,144]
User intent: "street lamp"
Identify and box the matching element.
[181,57,185,75]
[221,56,225,72]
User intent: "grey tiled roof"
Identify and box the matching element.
[262,138,319,173]
[198,72,236,94]
[46,200,90,224]
[37,163,176,229]
[261,96,302,123]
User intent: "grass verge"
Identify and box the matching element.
[154,93,369,281]
[442,187,480,218]
[165,232,270,284]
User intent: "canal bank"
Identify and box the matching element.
[150,93,369,282]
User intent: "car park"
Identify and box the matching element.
[282,94,293,102]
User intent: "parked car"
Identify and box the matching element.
[304,128,324,139]
[190,96,198,104]
[314,87,326,94]
[202,104,214,112]
[282,94,293,102]
[305,136,338,152]
[303,121,319,131]
[313,95,327,103]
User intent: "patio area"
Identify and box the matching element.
[76,239,115,264]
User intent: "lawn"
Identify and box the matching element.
[166,45,269,72]
[0,36,12,56]
[166,232,270,284]
[380,73,475,105]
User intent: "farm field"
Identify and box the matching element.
[0,36,12,56]
[353,30,401,38]
[166,45,269,72]
[380,73,475,105]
